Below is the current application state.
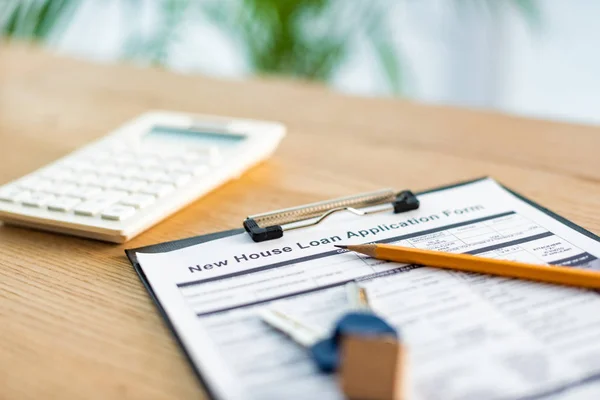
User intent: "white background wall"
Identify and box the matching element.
[52,0,600,126]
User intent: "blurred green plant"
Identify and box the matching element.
[203,0,402,91]
[0,0,540,95]
[0,0,79,40]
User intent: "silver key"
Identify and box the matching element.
[346,281,371,311]
[101,205,136,221]
[47,196,82,212]
[259,308,327,348]
[20,192,56,208]
[73,191,127,216]
[120,193,155,209]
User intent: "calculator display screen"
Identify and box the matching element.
[144,126,246,148]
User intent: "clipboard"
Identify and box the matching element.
[124,176,600,400]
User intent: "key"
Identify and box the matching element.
[259,308,328,348]
[120,193,155,209]
[0,187,28,202]
[20,192,56,208]
[259,307,340,372]
[101,205,136,221]
[73,191,127,216]
[345,281,371,311]
[140,183,174,197]
[259,282,397,373]
[47,196,82,212]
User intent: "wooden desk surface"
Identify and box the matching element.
[1,45,599,399]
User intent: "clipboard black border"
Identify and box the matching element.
[125,176,599,400]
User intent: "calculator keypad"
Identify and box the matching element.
[0,147,212,223]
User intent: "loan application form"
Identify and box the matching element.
[135,178,600,400]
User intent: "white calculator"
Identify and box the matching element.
[0,112,285,243]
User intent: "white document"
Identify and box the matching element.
[135,178,600,400]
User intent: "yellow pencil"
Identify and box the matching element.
[335,244,600,289]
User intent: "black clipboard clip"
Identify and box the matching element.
[243,189,419,242]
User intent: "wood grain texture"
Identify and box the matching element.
[0,44,599,400]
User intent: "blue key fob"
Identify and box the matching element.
[310,312,398,373]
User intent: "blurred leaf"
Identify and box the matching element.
[122,0,190,66]
[511,0,542,29]
[0,0,80,41]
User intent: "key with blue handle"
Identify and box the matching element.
[258,282,399,373]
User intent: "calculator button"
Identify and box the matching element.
[20,192,56,208]
[85,150,113,163]
[158,173,192,187]
[96,165,120,176]
[39,168,75,181]
[101,205,136,221]
[70,186,103,199]
[140,183,175,197]
[173,164,208,176]
[138,158,160,168]
[207,147,222,166]
[120,194,156,209]
[112,179,147,192]
[45,183,79,196]
[134,169,170,183]
[73,191,127,216]
[61,160,91,171]
[47,196,82,212]
[0,187,27,202]
[77,173,100,186]
[119,167,142,178]
[182,152,202,162]
[96,176,123,189]
[186,147,220,166]
[17,177,51,191]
